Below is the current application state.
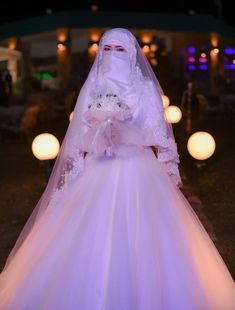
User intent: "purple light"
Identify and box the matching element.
[199,57,208,63]
[187,47,196,53]
[199,64,208,70]
[224,64,235,69]
[224,47,235,55]
[188,64,196,71]
[188,56,195,62]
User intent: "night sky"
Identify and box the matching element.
[0,0,234,27]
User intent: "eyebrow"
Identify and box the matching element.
[104,44,125,48]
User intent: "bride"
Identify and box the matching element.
[0,28,234,310]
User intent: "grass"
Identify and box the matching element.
[177,111,235,279]
[0,139,45,271]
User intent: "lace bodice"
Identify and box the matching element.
[55,81,182,194]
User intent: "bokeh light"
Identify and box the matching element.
[187,131,216,160]
[32,133,60,160]
[162,95,170,108]
[164,105,182,123]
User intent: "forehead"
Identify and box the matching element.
[102,39,126,48]
[104,43,124,47]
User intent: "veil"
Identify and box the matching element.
[3,28,182,270]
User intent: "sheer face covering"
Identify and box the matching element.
[100,43,132,85]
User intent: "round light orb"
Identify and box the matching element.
[187,131,216,160]
[212,48,219,54]
[32,133,60,160]
[69,111,74,121]
[90,33,100,42]
[164,105,182,123]
[162,95,170,108]
[142,45,150,53]
[150,58,158,66]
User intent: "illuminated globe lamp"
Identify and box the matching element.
[162,95,170,109]
[69,111,74,121]
[164,105,182,124]
[32,133,60,182]
[187,131,216,171]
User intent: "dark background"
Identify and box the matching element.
[0,1,234,27]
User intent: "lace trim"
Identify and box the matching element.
[50,148,85,203]
[64,153,85,183]
[151,132,181,187]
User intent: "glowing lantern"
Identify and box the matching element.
[90,33,100,42]
[88,43,99,56]
[57,43,66,52]
[211,48,219,55]
[141,34,151,44]
[142,45,150,53]
[58,31,67,43]
[164,105,182,123]
[187,131,216,160]
[69,111,74,121]
[162,95,170,108]
[8,37,17,50]
[150,44,158,52]
[32,133,60,160]
[150,58,158,66]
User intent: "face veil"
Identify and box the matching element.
[3,28,181,270]
[101,49,132,84]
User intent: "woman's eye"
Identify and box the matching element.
[103,46,126,52]
[116,47,125,52]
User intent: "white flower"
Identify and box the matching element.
[87,93,130,112]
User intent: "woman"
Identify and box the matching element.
[0,28,234,310]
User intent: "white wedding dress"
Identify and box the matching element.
[0,143,235,310]
[1,26,235,309]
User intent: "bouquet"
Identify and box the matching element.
[84,93,132,124]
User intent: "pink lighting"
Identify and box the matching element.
[188,56,195,63]
[199,57,208,63]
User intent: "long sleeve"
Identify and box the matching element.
[135,80,182,188]
[55,137,85,192]
[155,136,182,187]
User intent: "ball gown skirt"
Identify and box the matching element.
[0,144,235,310]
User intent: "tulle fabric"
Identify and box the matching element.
[1,28,182,269]
[0,144,234,310]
